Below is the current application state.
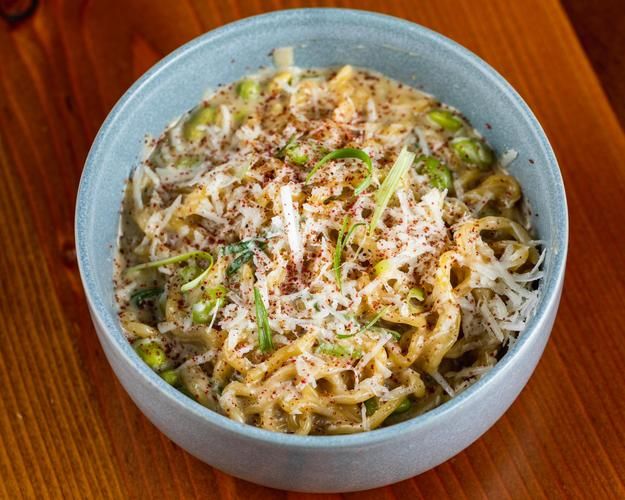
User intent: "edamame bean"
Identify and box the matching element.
[134,341,167,370]
[364,397,379,416]
[427,109,463,131]
[183,106,216,142]
[451,137,494,169]
[192,301,213,324]
[422,156,452,190]
[160,368,180,386]
[237,79,260,101]
[393,398,412,414]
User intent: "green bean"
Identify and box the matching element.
[183,106,216,142]
[393,398,412,414]
[237,79,260,101]
[427,109,463,132]
[420,156,452,190]
[134,341,168,370]
[451,137,494,169]
[160,369,180,386]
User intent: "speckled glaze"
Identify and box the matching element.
[75,9,568,493]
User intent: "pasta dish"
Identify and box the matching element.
[115,54,543,434]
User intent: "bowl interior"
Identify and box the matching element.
[76,8,567,441]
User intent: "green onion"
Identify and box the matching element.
[306,148,373,195]
[253,287,274,353]
[451,137,494,169]
[337,307,389,339]
[285,144,309,165]
[333,217,365,292]
[174,155,201,169]
[127,251,213,273]
[179,263,200,283]
[276,134,309,165]
[418,156,452,191]
[407,287,425,302]
[369,146,416,233]
[427,109,463,132]
[181,265,213,292]
[374,259,392,277]
[384,328,401,341]
[316,342,362,359]
[393,398,412,414]
[276,134,297,159]
[130,287,163,307]
[364,397,379,416]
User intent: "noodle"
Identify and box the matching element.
[114,62,543,434]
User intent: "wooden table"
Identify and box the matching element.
[1,1,624,498]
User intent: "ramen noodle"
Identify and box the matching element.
[114,58,543,434]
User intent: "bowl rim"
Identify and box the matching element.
[75,7,568,449]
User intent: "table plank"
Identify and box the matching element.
[561,0,625,130]
[0,1,624,498]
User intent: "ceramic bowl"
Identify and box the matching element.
[75,8,568,493]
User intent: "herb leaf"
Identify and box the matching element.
[226,250,254,276]
[130,287,163,307]
[222,238,266,256]
[223,238,267,276]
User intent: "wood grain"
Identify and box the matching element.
[561,0,625,130]
[1,1,624,498]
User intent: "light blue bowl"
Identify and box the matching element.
[76,8,568,493]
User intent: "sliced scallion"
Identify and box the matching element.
[276,134,297,159]
[333,217,365,292]
[127,251,213,273]
[181,265,212,292]
[408,287,425,302]
[337,307,389,339]
[316,342,362,359]
[253,287,274,353]
[306,148,373,195]
[369,146,416,233]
